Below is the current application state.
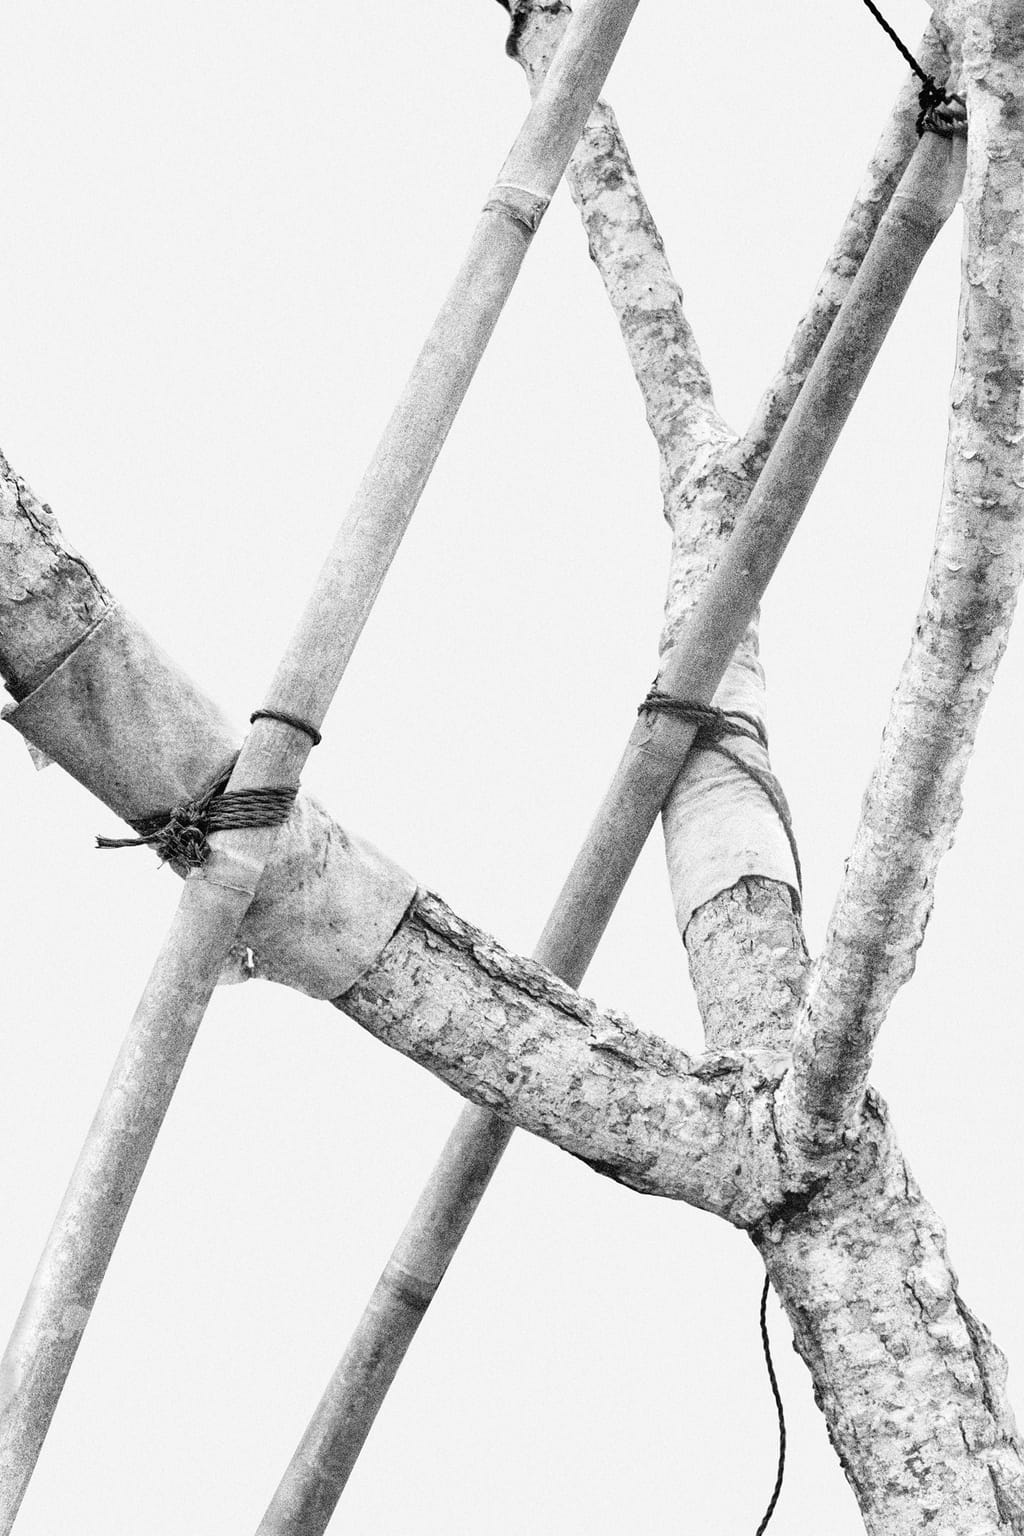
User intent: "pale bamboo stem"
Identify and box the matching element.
[256,128,964,1536]
[257,1107,514,1533]
[732,25,951,487]
[0,2,641,1523]
[784,44,1024,1143]
[535,128,965,970]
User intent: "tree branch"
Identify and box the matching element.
[506,5,955,972]
[336,889,786,1218]
[785,11,1024,1142]
[255,35,963,1529]
[661,24,952,967]
[756,1092,1024,1536]
[503,0,727,488]
[0,452,781,1215]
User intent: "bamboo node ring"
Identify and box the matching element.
[483,182,550,235]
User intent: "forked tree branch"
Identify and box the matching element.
[660,28,948,954]
[785,10,1024,1143]
[508,3,954,956]
[0,461,786,1222]
[3,11,1014,1533]
[255,33,963,1533]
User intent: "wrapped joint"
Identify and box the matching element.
[640,688,803,907]
[3,603,418,998]
[482,182,550,235]
[917,80,966,138]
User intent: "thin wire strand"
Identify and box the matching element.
[858,0,929,81]
[755,1274,787,1535]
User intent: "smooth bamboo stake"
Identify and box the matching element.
[257,128,965,1534]
[0,3,642,1524]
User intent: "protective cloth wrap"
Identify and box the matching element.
[2,605,417,998]
[662,654,800,934]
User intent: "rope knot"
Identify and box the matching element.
[154,806,214,869]
[96,760,298,869]
[916,78,967,138]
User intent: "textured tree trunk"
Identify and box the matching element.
[2,2,1024,1532]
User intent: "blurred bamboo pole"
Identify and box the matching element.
[0,2,642,1525]
[257,128,965,1535]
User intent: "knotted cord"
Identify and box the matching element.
[857,0,967,136]
[96,760,297,869]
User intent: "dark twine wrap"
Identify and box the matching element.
[639,691,803,899]
[858,0,967,137]
[96,760,297,870]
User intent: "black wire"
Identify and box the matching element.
[755,1275,787,1535]
[855,0,967,136]
[858,0,930,82]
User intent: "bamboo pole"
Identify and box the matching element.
[257,128,966,1534]
[0,3,642,1524]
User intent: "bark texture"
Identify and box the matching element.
[0,446,788,1219]
[504,0,800,951]
[0,454,109,699]
[3,5,1024,1531]
[338,891,789,1220]
[787,4,1024,1140]
[508,5,1024,1530]
[758,1101,1024,1535]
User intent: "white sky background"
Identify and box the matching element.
[1,0,1021,1531]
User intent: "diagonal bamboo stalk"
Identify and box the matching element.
[0,2,642,1523]
[256,128,965,1535]
[783,43,1024,1144]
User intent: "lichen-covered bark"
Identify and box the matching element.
[787,6,1024,1140]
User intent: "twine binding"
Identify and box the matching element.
[250,708,322,747]
[857,0,966,137]
[638,691,802,897]
[96,761,297,870]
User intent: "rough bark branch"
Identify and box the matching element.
[336,889,787,1218]
[0,454,789,1217]
[257,23,964,1529]
[785,7,1024,1143]
[506,2,954,958]
[757,1093,1024,1536]
[661,23,952,963]
[495,13,1024,1528]
[5,10,1022,1530]
[503,0,726,487]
